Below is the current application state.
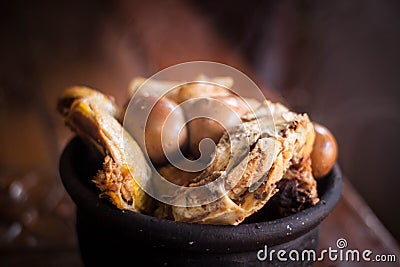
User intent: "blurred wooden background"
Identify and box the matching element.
[1,0,400,266]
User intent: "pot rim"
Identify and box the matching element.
[59,136,342,252]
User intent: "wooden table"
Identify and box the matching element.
[1,1,399,266]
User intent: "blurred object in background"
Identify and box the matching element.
[293,0,400,242]
[252,0,400,241]
[0,1,115,265]
[193,0,400,242]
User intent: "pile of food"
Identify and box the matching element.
[57,75,337,225]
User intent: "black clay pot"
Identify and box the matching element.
[59,137,342,267]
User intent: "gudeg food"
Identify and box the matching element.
[57,77,336,225]
[170,100,318,225]
[57,87,153,213]
[311,122,338,178]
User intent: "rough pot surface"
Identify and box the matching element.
[59,137,342,266]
